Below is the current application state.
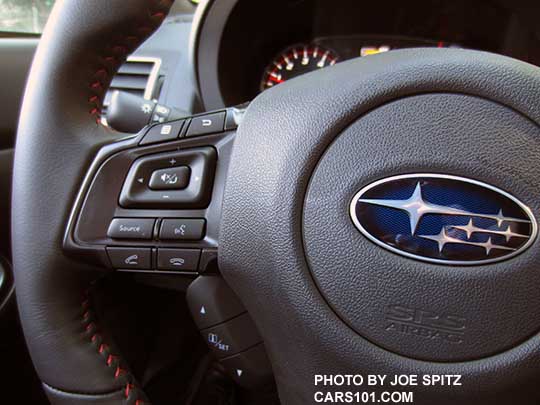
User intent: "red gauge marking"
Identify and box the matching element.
[268,76,284,84]
[261,43,339,91]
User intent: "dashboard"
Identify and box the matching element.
[192,0,540,110]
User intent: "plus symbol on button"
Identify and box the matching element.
[169,159,176,165]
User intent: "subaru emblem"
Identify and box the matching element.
[350,174,537,265]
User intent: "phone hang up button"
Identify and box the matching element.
[157,248,201,272]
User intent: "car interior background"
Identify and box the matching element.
[1,0,540,403]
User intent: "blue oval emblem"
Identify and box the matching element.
[350,174,537,265]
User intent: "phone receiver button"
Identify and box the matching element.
[107,247,152,270]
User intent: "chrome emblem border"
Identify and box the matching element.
[349,174,537,265]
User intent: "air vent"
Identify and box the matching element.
[102,56,161,117]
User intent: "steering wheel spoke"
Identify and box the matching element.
[65,107,242,276]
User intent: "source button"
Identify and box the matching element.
[107,218,155,240]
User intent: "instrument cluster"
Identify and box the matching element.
[260,36,459,92]
[194,0,540,109]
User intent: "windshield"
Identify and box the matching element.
[0,0,55,34]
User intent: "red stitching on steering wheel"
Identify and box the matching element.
[81,293,149,404]
[87,0,173,125]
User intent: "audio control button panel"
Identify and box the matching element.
[65,106,241,275]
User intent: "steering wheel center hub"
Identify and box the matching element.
[220,49,540,402]
[303,93,540,361]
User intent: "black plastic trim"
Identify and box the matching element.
[63,113,237,274]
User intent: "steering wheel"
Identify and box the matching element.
[13,1,540,404]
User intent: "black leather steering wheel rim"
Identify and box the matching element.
[12,1,173,403]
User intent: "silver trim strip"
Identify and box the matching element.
[126,55,162,100]
[188,0,213,108]
[349,173,538,266]
[101,56,161,126]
